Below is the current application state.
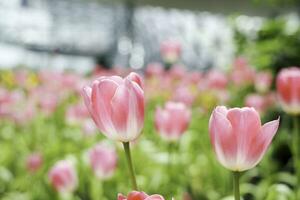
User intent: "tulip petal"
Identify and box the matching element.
[127,72,144,89]
[145,195,165,200]
[226,107,261,170]
[209,107,235,169]
[91,79,119,138]
[128,191,149,200]
[247,117,280,169]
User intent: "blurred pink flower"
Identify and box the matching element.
[145,63,164,78]
[26,153,43,173]
[276,67,300,115]
[82,72,144,142]
[255,71,273,93]
[206,70,228,90]
[155,102,191,141]
[118,191,167,200]
[231,57,255,86]
[172,86,195,106]
[245,94,268,114]
[209,106,279,171]
[81,119,97,136]
[88,142,117,180]
[65,102,89,125]
[160,40,181,64]
[48,160,77,193]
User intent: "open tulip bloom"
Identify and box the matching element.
[82,72,144,190]
[209,106,280,200]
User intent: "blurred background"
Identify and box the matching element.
[1,0,300,200]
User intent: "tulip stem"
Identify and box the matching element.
[123,142,138,190]
[293,116,300,198]
[233,171,240,200]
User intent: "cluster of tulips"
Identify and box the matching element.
[0,59,300,199]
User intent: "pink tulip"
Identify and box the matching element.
[82,72,144,142]
[81,119,97,136]
[65,102,89,125]
[88,142,117,180]
[145,63,164,78]
[172,86,195,106]
[206,70,228,90]
[276,67,300,115]
[160,40,181,64]
[231,58,255,86]
[26,153,43,173]
[245,94,268,114]
[48,160,77,193]
[209,106,279,171]
[118,191,166,200]
[155,102,191,141]
[255,71,273,93]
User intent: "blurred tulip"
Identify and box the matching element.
[206,70,228,90]
[209,106,279,171]
[65,102,89,125]
[26,153,43,173]
[245,94,268,114]
[231,57,255,86]
[173,86,195,106]
[88,142,117,180]
[255,71,273,93]
[145,63,164,78]
[155,102,191,141]
[82,72,144,142]
[118,191,167,200]
[82,119,97,136]
[48,160,77,193]
[160,40,181,64]
[276,67,300,115]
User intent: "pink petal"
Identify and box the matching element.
[226,107,261,168]
[118,194,127,200]
[209,107,235,169]
[145,195,165,200]
[91,79,119,137]
[127,72,144,89]
[247,117,280,169]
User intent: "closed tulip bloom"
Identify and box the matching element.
[82,72,144,142]
[48,160,77,193]
[88,142,117,180]
[276,67,300,115]
[118,191,166,200]
[155,102,191,141]
[209,106,279,171]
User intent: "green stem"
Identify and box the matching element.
[293,116,299,198]
[123,142,138,190]
[233,171,240,200]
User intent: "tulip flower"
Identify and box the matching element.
[82,72,144,190]
[26,153,43,173]
[155,102,191,141]
[276,67,300,115]
[276,66,300,198]
[88,142,117,180]
[160,40,181,65]
[82,72,144,142]
[48,160,77,193]
[118,191,167,200]
[255,71,273,93]
[209,106,279,199]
